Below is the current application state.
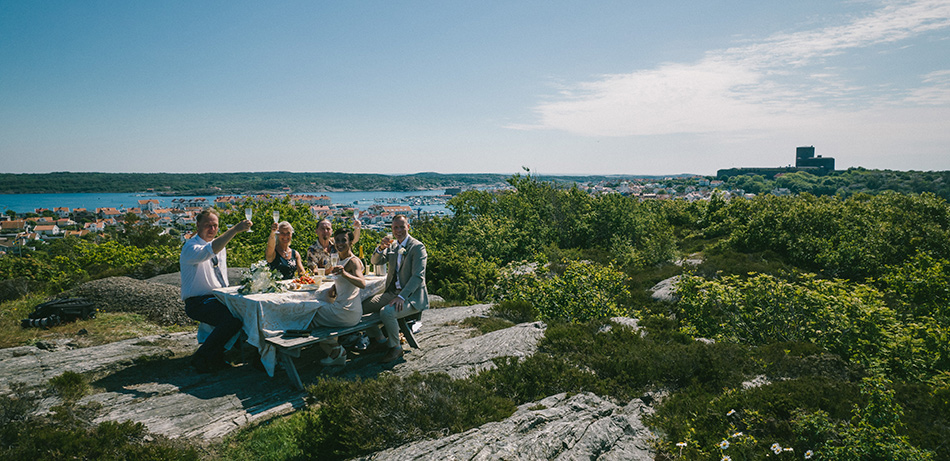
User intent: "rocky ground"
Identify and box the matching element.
[0,275,658,459]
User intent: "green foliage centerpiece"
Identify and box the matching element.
[238,260,285,295]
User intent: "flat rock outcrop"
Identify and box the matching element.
[1,303,555,442]
[0,293,656,458]
[361,392,655,461]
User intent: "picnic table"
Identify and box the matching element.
[212,275,419,389]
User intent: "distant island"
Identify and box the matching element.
[0,171,711,195]
[0,172,512,195]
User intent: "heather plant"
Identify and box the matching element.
[487,298,538,324]
[48,371,89,404]
[540,320,754,400]
[0,374,199,460]
[300,372,515,460]
[471,353,603,403]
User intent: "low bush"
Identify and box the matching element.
[425,247,499,304]
[459,316,515,334]
[0,376,199,460]
[494,260,631,323]
[487,299,538,324]
[472,354,603,403]
[796,377,936,460]
[541,321,755,400]
[300,372,516,460]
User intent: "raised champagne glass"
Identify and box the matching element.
[244,208,253,232]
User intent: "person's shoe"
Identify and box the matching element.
[364,339,389,354]
[380,346,404,363]
[320,346,346,366]
[191,355,217,374]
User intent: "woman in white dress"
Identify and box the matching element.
[309,228,365,366]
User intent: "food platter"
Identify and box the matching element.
[291,284,320,291]
[286,274,324,291]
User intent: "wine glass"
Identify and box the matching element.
[272,210,280,224]
[244,208,253,232]
[353,210,359,221]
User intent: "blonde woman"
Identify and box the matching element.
[266,221,305,280]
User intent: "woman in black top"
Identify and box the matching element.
[266,221,305,279]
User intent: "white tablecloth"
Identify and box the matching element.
[212,275,387,376]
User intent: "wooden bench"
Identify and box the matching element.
[264,312,420,390]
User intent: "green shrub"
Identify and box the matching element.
[495,260,630,323]
[220,412,306,460]
[459,316,515,334]
[714,192,950,280]
[674,272,928,377]
[541,321,755,400]
[799,377,936,460]
[488,299,538,324]
[471,354,603,403]
[0,396,199,461]
[877,252,950,321]
[48,371,88,404]
[300,372,516,460]
[649,377,861,460]
[425,247,499,303]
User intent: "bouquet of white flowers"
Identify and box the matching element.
[238,260,285,294]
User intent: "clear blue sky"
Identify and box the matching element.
[2,1,949,175]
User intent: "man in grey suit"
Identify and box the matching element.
[362,214,429,362]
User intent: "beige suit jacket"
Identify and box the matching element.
[370,235,429,312]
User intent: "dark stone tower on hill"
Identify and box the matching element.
[795,146,834,171]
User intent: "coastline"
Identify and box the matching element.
[0,190,459,215]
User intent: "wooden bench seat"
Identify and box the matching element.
[264,312,420,390]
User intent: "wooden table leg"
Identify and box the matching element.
[398,317,419,349]
[278,351,304,391]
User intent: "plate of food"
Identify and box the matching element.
[290,284,320,291]
[293,275,317,285]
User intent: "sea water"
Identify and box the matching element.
[0,191,451,215]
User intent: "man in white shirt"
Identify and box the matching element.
[362,214,429,362]
[180,208,251,373]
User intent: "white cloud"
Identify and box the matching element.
[514,0,950,137]
[905,69,950,104]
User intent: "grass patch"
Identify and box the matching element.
[48,371,89,403]
[0,293,194,349]
[459,316,514,334]
[218,412,307,461]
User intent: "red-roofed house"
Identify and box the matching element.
[34,224,61,237]
[291,194,332,206]
[310,205,331,217]
[85,221,106,232]
[53,207,70,218]
[1,220,26,232]
[138,199,160,212]
[96,207,123,219]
